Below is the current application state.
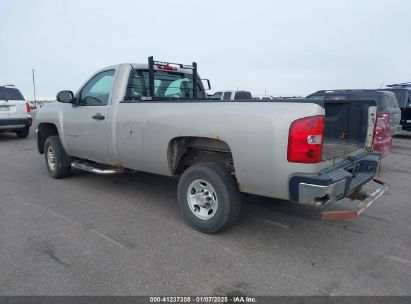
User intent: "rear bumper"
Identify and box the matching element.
[289,152,381,205]
[0,117,32,130]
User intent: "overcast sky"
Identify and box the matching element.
[1,0,410,99]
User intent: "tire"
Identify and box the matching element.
[16,128,29,138]
[177,163,241,233]
[44,136,72,179]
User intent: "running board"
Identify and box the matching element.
[71,160,124,175]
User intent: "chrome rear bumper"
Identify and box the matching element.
[299,179,347,205]
[290,152,381,205]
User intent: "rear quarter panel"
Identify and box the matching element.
[113,101,325,200]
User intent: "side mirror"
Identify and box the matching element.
[202,79,211,90]
[57,90,74,103]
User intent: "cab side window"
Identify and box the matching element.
[80,70,115,106]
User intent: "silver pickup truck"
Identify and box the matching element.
[36,57,387,233]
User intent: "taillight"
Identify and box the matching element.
[382,112,390,134]
[288,115,325,163]
[376,112,390,135]
[373,113,391,142]
[26,102,31,113]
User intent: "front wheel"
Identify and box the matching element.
[177,163,241,233]
[44,136,72,179]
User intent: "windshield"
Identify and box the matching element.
[385,89,407,108]
[126,70,205,100]
[0,87,25,100]
[386,93,399,108]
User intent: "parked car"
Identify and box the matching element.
[384,83,411,131]
[35,57,386,233]
[306,90,401,157]
[208,90,252,100]
[0,85,32,138]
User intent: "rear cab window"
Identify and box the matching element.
[350,94,383,111]
[380,93,398,110]
[0,87,25,100]
[387,89,407,108]
[126,69,205,100]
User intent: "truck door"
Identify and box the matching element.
[62,69,115,164]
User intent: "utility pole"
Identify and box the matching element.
[32,69,36,107]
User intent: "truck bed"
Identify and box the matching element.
[322,142,361,161]
[320,99,376,162]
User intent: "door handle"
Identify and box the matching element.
[92,113,105,120]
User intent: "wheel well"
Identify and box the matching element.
[167,137,235,175]
[37,123,59,154]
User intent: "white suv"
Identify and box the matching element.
[0,85,32,138]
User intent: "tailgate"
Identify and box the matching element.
[0,100,27,119]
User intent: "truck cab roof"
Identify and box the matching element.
[95,63,196,75]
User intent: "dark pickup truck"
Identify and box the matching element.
[306,89,401,157]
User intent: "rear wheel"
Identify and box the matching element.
[177,163,241,233]
[16,128,29,138]
[44,136,72,179]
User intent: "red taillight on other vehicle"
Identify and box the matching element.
[382,112,390,133]
[372,112,392,157]
[373,112,391,141]
[288,115,325,163]
[26,102,31,113]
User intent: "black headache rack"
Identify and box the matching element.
[148,56,199,99]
